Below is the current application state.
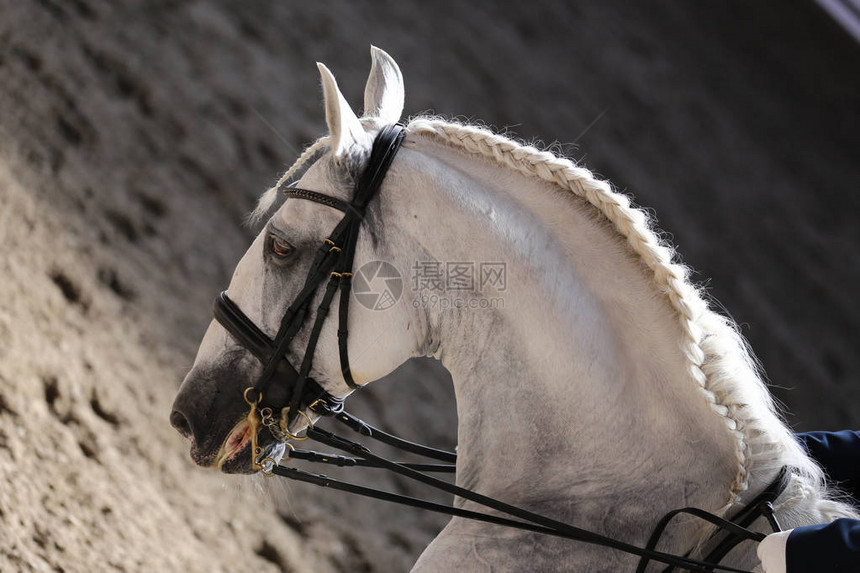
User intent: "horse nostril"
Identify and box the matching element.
[170,410,193,440]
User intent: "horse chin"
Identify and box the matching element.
[208,416,287,474]
[210,416,259,474]
[217,442,258,474]
[185,415,261,474]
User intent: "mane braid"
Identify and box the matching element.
[407,117,792,518]
[249,136,331,224]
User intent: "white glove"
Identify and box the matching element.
[756,529,792,573]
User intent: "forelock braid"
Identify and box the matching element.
[248,136,331,224]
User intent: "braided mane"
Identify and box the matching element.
[406,117,824,517]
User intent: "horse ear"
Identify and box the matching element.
[318,62,368,160]
[363,46,404,124]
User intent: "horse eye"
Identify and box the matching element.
[270,236,294,258]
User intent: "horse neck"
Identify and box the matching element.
[383,138,741,552]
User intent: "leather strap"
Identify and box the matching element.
[278,425,758,573]
[213,292,344,416]
[333,410,458,463]
[287,274,342,422]
[287,448,455,473]
[336,124,407,390]
[636,467,791,573]
[283,187,352,213]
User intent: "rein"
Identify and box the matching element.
[212,124,788,572]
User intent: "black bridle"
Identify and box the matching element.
[213,124,407,445]
[211,124,788,572]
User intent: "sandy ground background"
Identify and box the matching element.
[0,1,858,571]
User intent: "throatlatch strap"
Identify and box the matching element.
[336,124,407,390]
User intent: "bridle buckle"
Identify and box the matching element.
[324,238,342,253]
[259,444,294,477]
[280,406,314,441]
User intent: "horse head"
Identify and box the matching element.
[170,47,418,473]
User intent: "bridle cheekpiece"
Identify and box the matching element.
[213,124,406,470]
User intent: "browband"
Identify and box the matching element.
[282,187,351,213]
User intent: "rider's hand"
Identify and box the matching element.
[756,530,791,573]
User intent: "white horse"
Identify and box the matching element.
[171,48,858,571]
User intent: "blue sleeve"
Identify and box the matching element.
[787,519,860,573]
[795,431,860,500]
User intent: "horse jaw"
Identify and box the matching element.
[363,46,405,125]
